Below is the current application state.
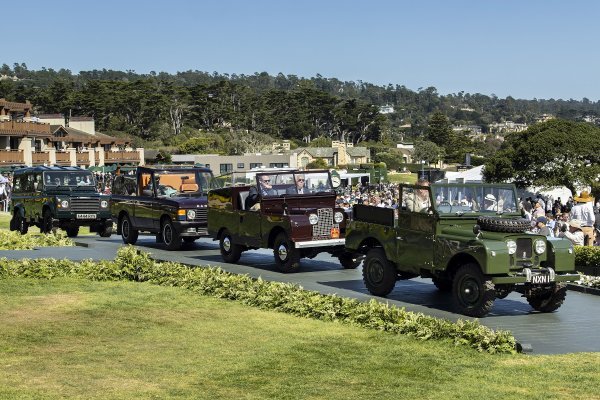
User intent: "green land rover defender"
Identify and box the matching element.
[9,166,112,238]
[345,182,579,317]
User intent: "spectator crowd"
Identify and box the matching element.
[336,182,600,247]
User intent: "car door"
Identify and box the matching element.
[237,187,261,247]
[396,186,435,274]
[134,171,155,230]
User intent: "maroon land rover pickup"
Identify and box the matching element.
[207,170,359,272]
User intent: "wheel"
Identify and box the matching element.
[362,248,397,296]
[338,252,362,269]
[273,232,300,273]
[452,263,496,317]
[183,237,197,244]
[40,209,54,234]
[526,283,567,313]
[432,276,452,292]
[219,229,242,263]
[99,224,112,238]
[65,226,79,238]
[477,216,530,233]
[120,215,138,245]
[162,219,182,250]
[12,211,28,234]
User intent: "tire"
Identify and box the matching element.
[338,252,362,269]
[66,226,79,238]
[273,232,300,273]
[183,237,197,244]
[477,216,530,233]
[40,209,54,234]
[452,263,496,317]
[432,276,452,292]
[362,248,397,297]
[526,283,567,313]
[99,225,112,238]
[11,210,29,235]
[120,215,138,245]
[219,229,242,263]
[162,219,182,251]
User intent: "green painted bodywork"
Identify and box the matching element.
[346,183,578,283]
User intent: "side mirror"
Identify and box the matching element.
[473,224,481,237]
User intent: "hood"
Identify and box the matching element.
[168,196,208,208]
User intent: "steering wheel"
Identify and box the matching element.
[438,201,452,213]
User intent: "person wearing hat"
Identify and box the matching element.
[558,219,585,246]
[569,191,596,246]
[483,193,497,211]
[536,216,552,237]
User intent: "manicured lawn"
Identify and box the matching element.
[387,172,418,184]
[0,278,598,399]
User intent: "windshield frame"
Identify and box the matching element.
[430,183,520,216]
[43,171,97,188]
[151,169,219,198]
[254,170,334,198]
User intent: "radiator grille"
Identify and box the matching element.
[312,208,339,239]
[516,238,532,259]
[70,198,100,212]
[190,208,208,221]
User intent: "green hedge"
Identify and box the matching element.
[0,231,73,250]
[0,246,517,354]
[575,246,600,269]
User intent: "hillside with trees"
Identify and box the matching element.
[2,62,600,161]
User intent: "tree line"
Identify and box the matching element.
[1,63,600,160]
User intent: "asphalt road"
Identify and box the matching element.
[2,234,599,355]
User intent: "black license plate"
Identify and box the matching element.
[531,274,552,284]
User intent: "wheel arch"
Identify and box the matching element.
[446,253,481,278]
[268,226,287,248]
[357,237,384,255]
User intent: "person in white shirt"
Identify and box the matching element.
[570,191,596,246]
[558,219,585,246]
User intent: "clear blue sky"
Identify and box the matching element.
[5,0,599,100]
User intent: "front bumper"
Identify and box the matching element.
[172,220,209,237]
[55,210,112,225]
[294,238,346,249]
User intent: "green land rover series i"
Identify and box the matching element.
[345,182,579,317]
[9,166,112,237]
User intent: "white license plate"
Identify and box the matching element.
[531,274,551,284]
[76,213,97,219]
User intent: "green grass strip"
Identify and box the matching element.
[0,246,517,354]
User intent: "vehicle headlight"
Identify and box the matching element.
[308,213,319,225]
[100,200,109,208]
[334,211,344,223]
[506,240,517,255]
[187,209,196,220]
[60,200,69,208]
[534,239,546,255]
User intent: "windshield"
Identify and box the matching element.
[152,170,219,197]
[44,171,96,187]
[255,171,333,197]
[431,184,519,215]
